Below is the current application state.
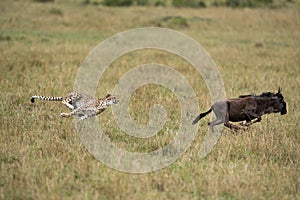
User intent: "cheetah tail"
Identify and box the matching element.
[30,95,63,103]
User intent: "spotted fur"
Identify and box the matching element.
[31,91,118,120]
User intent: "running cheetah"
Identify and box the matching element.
[31,91,119,120]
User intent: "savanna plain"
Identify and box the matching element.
[0,0,299,199]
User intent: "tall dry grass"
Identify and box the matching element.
[0,0,299,199]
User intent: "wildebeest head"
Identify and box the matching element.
[246,88,287,116]
[254,88,287,115]
[274,87,287,115]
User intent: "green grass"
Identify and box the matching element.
[1,0,300,199]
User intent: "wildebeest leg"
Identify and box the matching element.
[208,119,224,126]
[242,116,262,126]
[208,101,227,131]
[241,108,262,127]
[252,116,262,123]
[224,122,241,131]
[208,119,224,132]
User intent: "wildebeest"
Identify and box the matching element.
[192,88,287,131]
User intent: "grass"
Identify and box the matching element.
[1,0,300,199]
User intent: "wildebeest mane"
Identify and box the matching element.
[239,92,275,99]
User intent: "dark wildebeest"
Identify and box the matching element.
[192,88,287,131]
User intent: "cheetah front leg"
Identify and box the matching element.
[78,108,106,121]
[79,114,95,121]
[61,111,91,120]
[60,108,81,118]
[60,111,74,118]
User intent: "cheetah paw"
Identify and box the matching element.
[60,113,69,117]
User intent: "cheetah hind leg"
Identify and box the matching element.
[61,109,95,121]
[62,101,74,110]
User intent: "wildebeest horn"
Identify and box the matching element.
[278,87,282,94]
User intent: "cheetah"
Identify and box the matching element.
[31,91,119,120]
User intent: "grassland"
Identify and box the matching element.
[0,0,300,199]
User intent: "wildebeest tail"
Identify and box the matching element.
[30,95,63,103]
[192,108,212,125]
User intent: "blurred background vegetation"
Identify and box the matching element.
[34,0,299,8]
